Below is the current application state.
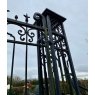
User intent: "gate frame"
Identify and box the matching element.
[7,8,81,95]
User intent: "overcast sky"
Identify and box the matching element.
[7,0,88,79]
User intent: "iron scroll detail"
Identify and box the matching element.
[18,26,35,43]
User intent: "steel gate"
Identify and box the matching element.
[7,8,81,95]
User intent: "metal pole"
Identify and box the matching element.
[25,27,28,95]
[46,15,61,95]
[41,33,49,95]
[44,28,55,95]
[33,13,55,95]
[7,33,15,95]
[42,17,55,95]
[37,31,44,95]
[55,41,66,94]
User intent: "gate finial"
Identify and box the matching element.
[24,13,30,23]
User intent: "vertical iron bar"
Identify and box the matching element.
[46,15,61,95]
[54,35,66,94]
[59,41,74,95]
[9,36,15,95]
[44,31,55,95]
[25,27,28,95]
[57,51,66,94]
[61,23,80,95]
[43,58,49,95]
[42,15,55,95]
[37,31,44,95]
[41,38,49,95]
[55,40,66,94]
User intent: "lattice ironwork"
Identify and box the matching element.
[7,8,87,95]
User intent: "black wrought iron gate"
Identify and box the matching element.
[7,9,80,95]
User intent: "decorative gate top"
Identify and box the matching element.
[7,8,81,95]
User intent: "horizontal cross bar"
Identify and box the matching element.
[7,18,44,31]
[7,18,65,37]
[7,39,45,47]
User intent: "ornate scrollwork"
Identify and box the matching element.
[27,29,35,42]
[18,29,26,41]
[18,27,35,43]
[7,32,15,40]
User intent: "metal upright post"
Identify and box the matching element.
[42,15,56,95]
[44,27,55,95]
[37,31,44,95]
[46,15,61,95]
[54,38,66,94]
[41,32,49,95]
[25,27,28,95]
[7,33,15,95]
[34,13,55,95]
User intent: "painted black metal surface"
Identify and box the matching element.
[7,8,83,95]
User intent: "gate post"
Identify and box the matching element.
[46,15,61,95]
